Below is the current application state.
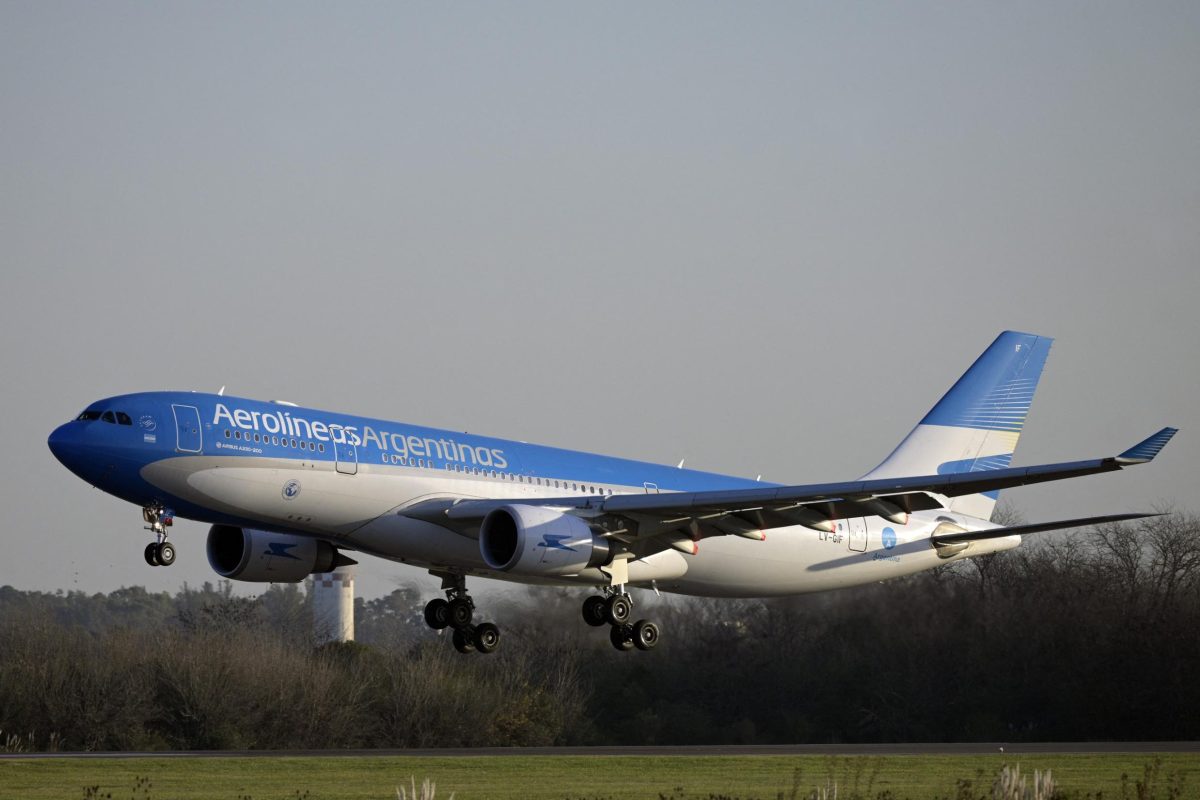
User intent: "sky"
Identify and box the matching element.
[2,2,1197,601]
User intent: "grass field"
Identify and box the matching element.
[1,753,1197,800]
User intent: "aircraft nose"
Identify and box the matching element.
[48,423,84,471]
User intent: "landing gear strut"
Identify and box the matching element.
[424,572,501,655]
[582,587,660,652]
[142,504,176,567]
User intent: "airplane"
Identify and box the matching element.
[47,331,1177,655]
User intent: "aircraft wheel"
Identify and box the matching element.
[452,627,477,654]
[582,595,608,627]
[609,624,635,651]
[156,542,176,566]
[605,594,632,625]
[633,619,660,651]
[448,598,473,629]
[424,598,450,630]
[143,543,160,567]
[473,622,501,654]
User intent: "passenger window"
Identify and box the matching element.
[224,430,231,439]
[290,439,296,448]
[281,438,288,447]
[116,412,132,425]
[234,430,242,439]
[101,411,116,424]
[319,444,324,452]
[273,436,279,446]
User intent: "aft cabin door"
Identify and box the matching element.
[172,404,202,453]
[334,436,358,475]
[847,517,868,552]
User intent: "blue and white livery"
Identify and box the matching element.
[47,331,1177,654]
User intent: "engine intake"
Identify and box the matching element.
[480,505,610,577]
[207,525,354,582]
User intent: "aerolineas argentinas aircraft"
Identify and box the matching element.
[48,331,1176,654]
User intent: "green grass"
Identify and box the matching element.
[0,753,1197,800]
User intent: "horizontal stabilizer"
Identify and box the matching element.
[1117,427,1179,464]
[930,512,1162,545]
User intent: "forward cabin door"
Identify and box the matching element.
[172,404,202,453]
[847,517,868,552]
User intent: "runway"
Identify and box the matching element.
[3,742,1198,759]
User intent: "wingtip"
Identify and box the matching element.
[1116,427,1179,464]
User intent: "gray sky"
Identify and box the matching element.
[2,2,1197,600]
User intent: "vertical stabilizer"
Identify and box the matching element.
[860,331,1053,521]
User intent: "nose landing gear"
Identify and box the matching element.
[142,504,176,567]
[582,588,660,652]
[424,572,501,654]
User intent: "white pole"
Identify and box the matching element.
[311,565,355,644]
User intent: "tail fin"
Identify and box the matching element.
[860,330,1054,521]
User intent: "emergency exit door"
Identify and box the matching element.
[847,517,868,552]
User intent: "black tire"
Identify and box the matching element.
[452,627,477,654]
[582,595,608,627]
[448,598,473,629]
[606,594,632,625]
[156,542,176,566]
[143,542,160,567]
[473,622,501,654]
[609,623,635,651]
[633,619,660,651]
[424,598,450,630]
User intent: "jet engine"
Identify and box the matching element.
[479,505,611,577]
[206,524,354,582]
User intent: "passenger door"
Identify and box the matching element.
[172,405,203,453]
[334,436,358,475]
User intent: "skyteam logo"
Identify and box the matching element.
[881,526,897,550]
[282,480,301,500]
[537,534,577,552]
[264,542,300,560]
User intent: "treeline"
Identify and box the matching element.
[1,511,1198,750]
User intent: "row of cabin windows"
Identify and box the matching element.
[224,428,326,453]
[440,461,613,495]
[77,410,132,425]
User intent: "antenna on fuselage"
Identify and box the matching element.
[677,458,686,469]
[217,386,226,396]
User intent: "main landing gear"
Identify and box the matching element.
[582,588,660,652]
[142,504,176,567]
[424,573,500,655]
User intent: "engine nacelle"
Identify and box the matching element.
[206,524,348,582]
[479,505,611,577]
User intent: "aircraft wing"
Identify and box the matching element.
[929,512,1162,544]
[417,428,1177,542]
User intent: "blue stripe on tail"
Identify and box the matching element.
[921,331,1053,433]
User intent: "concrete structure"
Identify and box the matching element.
[311,565,355,644]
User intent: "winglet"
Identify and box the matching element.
[1116,427,1179,464]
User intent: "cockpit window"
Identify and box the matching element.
[115,412,132,426]
[76,410,101,421]
[101,411,117,424]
